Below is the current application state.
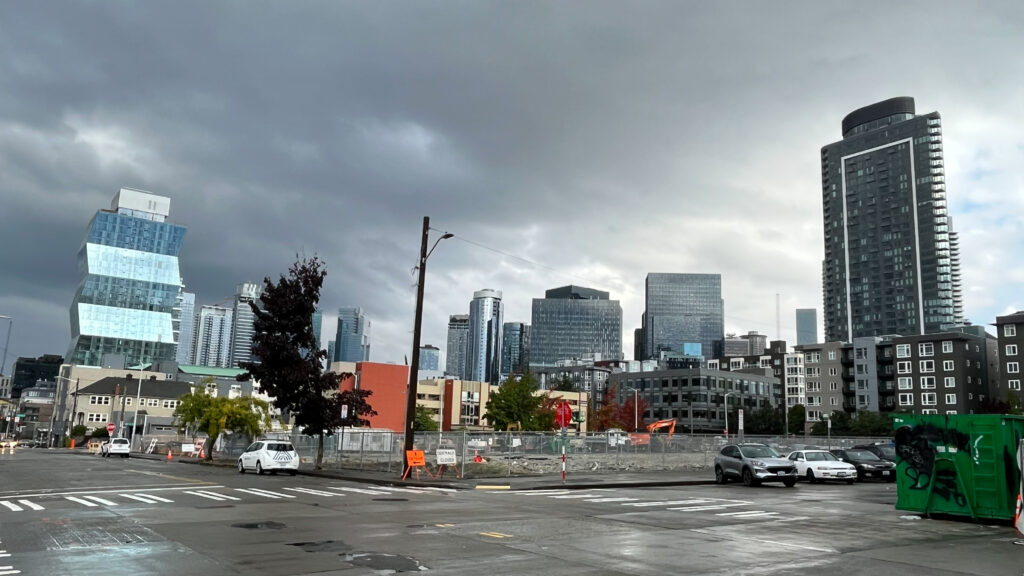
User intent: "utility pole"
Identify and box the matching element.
[403,217,431,470]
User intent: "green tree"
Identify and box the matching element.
[484,373,545,431]
[240,256,354,469]
[413,404,438,432]
[810,410,852,436]
[174,386,272,461]
[745,405,784,435]
[552,374,576,392]
[787,404,806,435]
[337,387,378,428]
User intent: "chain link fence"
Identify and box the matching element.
[259,430,893,479]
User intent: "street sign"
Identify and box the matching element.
[106,422,115,434]
[556,401,572,428]
[738,409,744,433]
[436,448,457,465]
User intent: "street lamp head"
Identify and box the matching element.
[440,233,454,240]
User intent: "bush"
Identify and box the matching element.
[70,425,88,438]
[91,427,110,439]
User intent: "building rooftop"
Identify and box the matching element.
[74,377,193,399]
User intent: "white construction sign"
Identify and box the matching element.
[436,448,457,465]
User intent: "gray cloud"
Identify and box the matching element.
[2,1,1024,368]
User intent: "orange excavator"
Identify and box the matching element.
[629,419,677,446]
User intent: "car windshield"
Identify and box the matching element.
[738,445,780,459]
[805,451,838,461]
[113,439,129,444]
[266,443,293,452]
[878,446,896,459]
[846,449,880,460]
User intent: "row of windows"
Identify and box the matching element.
[898,393,957,406]
[88,396,177,409]
[896,341,976,358]
[897,376,957,389]
[897,359,980,373]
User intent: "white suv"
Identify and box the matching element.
[238,440,299,475]
[101,438,131,458]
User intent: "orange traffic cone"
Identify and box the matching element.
[167,450,173,462]
[474,450,483,463]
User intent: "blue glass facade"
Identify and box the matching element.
[334,307,370,362]
[643,273,724,359]
[529,286,621,368]
[67,189,186,367]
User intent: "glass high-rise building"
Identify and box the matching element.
[194,305,233,368]
[418,345,440,371]
[312,308,323,352]
[530,285,621,368]
[642,273,723,359]
[821,97,963,342]
[466,289,503,384]
[795,308,818,346]
[176,292,196,365]
[230,282,262,368]
[334,307,370,362]
[445,314,470,379]
[501,322,531,379]
[67,188,186,367]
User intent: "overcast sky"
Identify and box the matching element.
[2,1,1024,372]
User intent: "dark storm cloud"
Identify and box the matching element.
[2,1,1024,367]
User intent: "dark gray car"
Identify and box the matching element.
[714,443,797,487]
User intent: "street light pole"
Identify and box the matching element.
[0,315,12,378]
[402,217,453,472]
[724,392,735,440]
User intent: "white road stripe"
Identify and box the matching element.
[690,528,836,553]
[515,490,570,495]
[669,505,751,512]
[246,488,296,499]
[731,512,780,518]
[0,554,8,557]
[717,510,765,516]
[551,493,604,499]
[84,496,118,506]
[585,497,638,503]
[0,502,21,512]
[17,500,43,511]
[420,487,457,493]
[141,494,174,503]
[624,499,717,508]
[375,486,426,494]
[120,494,159,504]
[328,487,388,495]
[282,487,336,497]
[0,569,19,576]
[65,496,97,507]
[185,491,226,501]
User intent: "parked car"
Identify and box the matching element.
[238,440,299,475]
[852,442,897,463]
[830,448,896,481]
[714,442,798,487]
[787,449,857,484]
[101,437,131,458]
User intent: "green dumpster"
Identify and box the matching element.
[893,413,1024,521]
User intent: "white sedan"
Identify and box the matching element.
[238,440,299,475]
[787,449,856,484]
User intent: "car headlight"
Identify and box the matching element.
[752,460,768,468]
[862,464,875,470]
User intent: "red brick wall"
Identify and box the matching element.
[338,362,409,432]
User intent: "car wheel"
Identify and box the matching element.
[714,466,727,484]
[806,470,817,484]
[256,461,264,475]
[238,460,245,474]
[288,470,297,476]
[783,478,797,488]
[857,470,865,481]
[742,468,759,487]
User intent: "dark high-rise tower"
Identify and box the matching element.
[821,97,963,342]
[529,285,622,368]
[642,273,723,359]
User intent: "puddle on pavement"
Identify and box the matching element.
[344,552,427,572]
[288,540,353,553]
[231,521,286,530]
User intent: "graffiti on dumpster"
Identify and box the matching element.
[894,423,972,500]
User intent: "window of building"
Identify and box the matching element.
[1006,344,1018,356]
[1008,362,1020,374]
[898,393,914,406]
[942,341,953,354]
[1010,380,1022,391]
[946,410,958,415]
[1005,324,1017,337]
[831,397,839,406]
[918,343,934,357]
[944,377,956,388]
[945,393,956,404]
[920,360,934,373]
[943,360,954,372]
[921,409,938,414]
[896,344,911,358]
[828,367,838,376]
[828,350,836,360]
[898,377,912,390]
[897,361,911,374]
[830,382,838,391]
[125,398,132,406]
[148,398,159,407]
[920,376,936,389]
[89,395,111,405]
[162,400,177,409]
[922,393,937,406]
[87,413,106,422]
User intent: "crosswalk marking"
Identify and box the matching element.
[283,487,336,497]
[668,504,748,512]
[375,486,427,494]
[584,497,638,503]
[328,487,389,495]
[624,499,717,508]
[0,502,21,512]
[0,566,20,576]
[717,510,767,516]
[185,490,241,501]
[140,494,174,503]
[551,493,604,499]
[515,489,570,496]
[17,500,44,511]
[419,487,456,494]
[120,494,173,504]
[65,496,97,507]
[84,496,118,506]
[234,488,295,499]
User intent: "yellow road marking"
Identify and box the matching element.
[480,532,513,539]
[435,523,455,528]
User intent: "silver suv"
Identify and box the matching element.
[714,442,797,487]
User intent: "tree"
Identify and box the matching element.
[337,387,378,428]
[594,386,627,431]
[240,256,353,469]
[174,386,272,461]
[552,374,576,392]
[787,404,806,436]
[484,373,545,431]
[745,405,784,435]
[413,404,438,432]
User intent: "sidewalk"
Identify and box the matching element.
[59,447,716,491]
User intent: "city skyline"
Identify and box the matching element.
[2,4,1024,370]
